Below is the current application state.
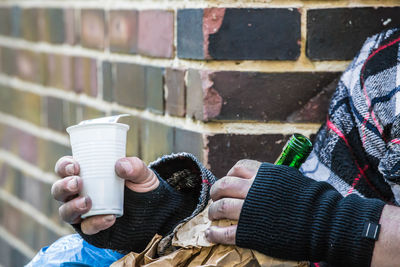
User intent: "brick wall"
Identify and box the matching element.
[0,0,399,265]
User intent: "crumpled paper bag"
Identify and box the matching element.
[112,202,308,267]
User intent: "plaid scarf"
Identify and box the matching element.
[301,28,400,205]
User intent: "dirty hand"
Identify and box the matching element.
[51,156,159,235]
[206,159,261,245]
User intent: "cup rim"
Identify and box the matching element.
[66,122,130,133]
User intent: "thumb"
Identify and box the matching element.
[115,157,159,192]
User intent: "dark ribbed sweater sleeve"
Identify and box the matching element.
[73,176,197,254]
[236,163,385,267]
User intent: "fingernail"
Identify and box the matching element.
[77,197,87,209]
[104,215,115,223]
[118,160,132,174]
[65,163,75,176]
[67,177,78,191]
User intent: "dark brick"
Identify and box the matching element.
[74,57,98,96]
[0,8,12,36]
[174,128,204,161]
[115,63,146,109]
[137,10,174,58]
[16,50,47,84]
[190,71,340,122]
[80,9,106,50]
[307,8,400,60]
[102,61,114,102]
[38,8,65,44]
[11,6,21,37]
[46,96,65,132]
[178,8,301,60]
[109,10,138,53]
[64,9,77,45]
[20,9,39,41]
[145,66,164,114]
[141,120,173,163]
[165,68,185,117]
[0,47,16,76]
[46,54,74,90]
[207,133,290,178]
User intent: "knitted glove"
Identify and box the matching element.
[237,163,385,266]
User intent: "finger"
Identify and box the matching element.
[59,196,91,224]
[115,157,159,192]
[81,215,116,235]
[227,159,261,179]
[210,176,253,201]
[51,176,82,202]
[205,225,237,245]
[55,156,80,178]
[208,198,244,221]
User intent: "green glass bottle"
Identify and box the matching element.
[274,133,313,169]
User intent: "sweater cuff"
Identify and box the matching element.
[236,162,385,266]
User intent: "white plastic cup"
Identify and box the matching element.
[66,122,129,219]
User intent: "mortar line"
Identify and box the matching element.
[0,188,73,236]
[0,149,59,184]
[0,36,349,72]
[0,74,322,135]
[0,225,36,259]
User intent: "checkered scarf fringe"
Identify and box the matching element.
[301,28,400,205]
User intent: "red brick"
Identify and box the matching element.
[16,50,46,84]
[46,54,74,90]
[80,9,106,50]
[74,57,98,96]
[165,68,186,117]
[109,10,138,53]
[138,10,174,58]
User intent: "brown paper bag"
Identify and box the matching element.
[112,202,308,267]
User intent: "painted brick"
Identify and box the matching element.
[64,9,77,45]
[16,50,46,84]
[145,66,164,114]
[109,10,138,53]
[174,128,204,161]
[11,6,21,37]
[20,8,39,41]
[46,96,65,132]
[46,54,74,90]
[74,57,98,96]
[0,47,16,76]
[115,62,146,109]
[207,133,290,178]
[307,8,400,60]
[165,68,186,117]
[38,8,65,44]
[80,9,106,50]
[102,61,114,102]
[137,10,174,58]
[188,71,340,122]
[178,8,301,60]
[0,8,12,36]
[141,120,174,163]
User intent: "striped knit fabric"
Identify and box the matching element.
[301,28,400,205]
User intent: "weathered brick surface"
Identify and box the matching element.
[138,10,174,58]
[207,133,290,178]
[141,120,174,163]
[109,10,138,54]
[80,9,106,50]
[165,68,186,117]
[115,62,146,109]
[38,139,71,173]
[38,8,65,44]
[0,47,16,76]
[102,61,114,102]
[307,7,400,60]
[178,8,301,60]
[20,9,39,41]
[187,71,340,121]
[74,57,98,96]
[0,8,12,36]
[4,89,42,125]
[174,128,204,161]
[11,6,21,37]
[46,96,65,132]
[64,9,77,45]
[46,54,74,90]
[145,66,164,114]
[16,50,46,84]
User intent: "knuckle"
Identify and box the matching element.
[217,199,229,215]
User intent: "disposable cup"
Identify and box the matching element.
[66,122,129,219]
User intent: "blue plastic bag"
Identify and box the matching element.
[26,234,124,267]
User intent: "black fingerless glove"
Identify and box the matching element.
[236,163,385,266]
[73,177,197,254]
